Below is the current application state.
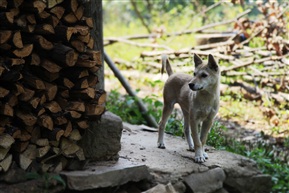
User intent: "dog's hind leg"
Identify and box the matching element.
[157,103,174,149]
[181,108,194,151]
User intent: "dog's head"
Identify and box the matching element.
[188,54,219,91]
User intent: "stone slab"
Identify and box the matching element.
[184,167,226,193]
[120,122,272,193]
[61,158,151,191]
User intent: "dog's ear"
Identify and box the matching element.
[208,54,218,72]
[194,54,202,67]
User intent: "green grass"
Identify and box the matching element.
[208,122,289,192]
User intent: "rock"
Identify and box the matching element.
[61,158,152,191]
[184,167,226,193]
[213,188,229,193]
[142,183,177,193]
[211,152,272,193]
[172,181,186,193]
[79,111,123,161]
[224,173,272,193]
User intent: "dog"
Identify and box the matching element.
[157,53,220,163]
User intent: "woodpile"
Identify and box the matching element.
[0,0,105,173]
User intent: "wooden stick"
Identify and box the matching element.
[104,51,158,128]
[222,54,288,73]
[105,37,173,51]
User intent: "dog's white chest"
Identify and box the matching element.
[194,105,217,121]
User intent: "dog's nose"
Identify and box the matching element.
[189,83,194,90]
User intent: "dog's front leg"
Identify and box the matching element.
[200,118,214,159]
[190,118,205,163]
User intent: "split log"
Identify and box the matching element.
[23,72,46,90]
[0,30,12,44]
[46,127,64,141]
[0,0,7,10]
[38,114,53,130]
[36,145,50,158]
[50,43,78,66]
[13,141,29,153]
[12,30,23,48]
[0,87,9,98]
[85,104,105,117]
[0,103,14,116]
[66,101,85,112]
[34,24,55,35]
[46,0,64,9]
[0,154,12,172]
[68,129,81,141]
[12,44,33,57]
[15,110,37,126]
[5,124,21,138]
[0,11,14,28]
[60,138,80,157]
[44,101,62,113]
[0,146,10,161]
[20,0,46,13]
[63,121,72,137]
[36,138,49,147]
[70,88,96,99]
[44,82,57,101]
[18,153,32,170]
[0,134,15,149]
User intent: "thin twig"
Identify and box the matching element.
[130,0,151,34]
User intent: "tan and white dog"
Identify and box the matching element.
[157,54,220,163]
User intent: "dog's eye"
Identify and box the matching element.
[201,74,208,78]
[193,72,196,76]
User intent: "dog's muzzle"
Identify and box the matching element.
[189,83,203,91]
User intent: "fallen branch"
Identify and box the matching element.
[193,40,235,50]
[222,55,287,73]
[225,71,289,77]
[104,51,158,128]
[140,49,235,61]
[104,37,173,50]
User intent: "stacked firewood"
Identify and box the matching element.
[0,0,105,173]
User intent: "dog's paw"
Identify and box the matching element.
[194,155,206,163]
[194,148,206,163]
[157,143,166,149]
[203,152,209,159]
[187,146,195,152]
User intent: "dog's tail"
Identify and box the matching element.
[161,54,173,76]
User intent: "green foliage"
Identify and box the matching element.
[207,121,227,150]
[249,37,265,48]
[106,90,146,125]
[207,125,289,192]
[106,90,183,135]
[26,172,66,191]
